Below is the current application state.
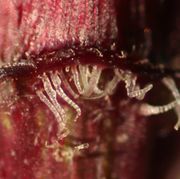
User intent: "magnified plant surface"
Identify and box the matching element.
[0,0,180,179]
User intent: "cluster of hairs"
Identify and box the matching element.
[35,64,180,140]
